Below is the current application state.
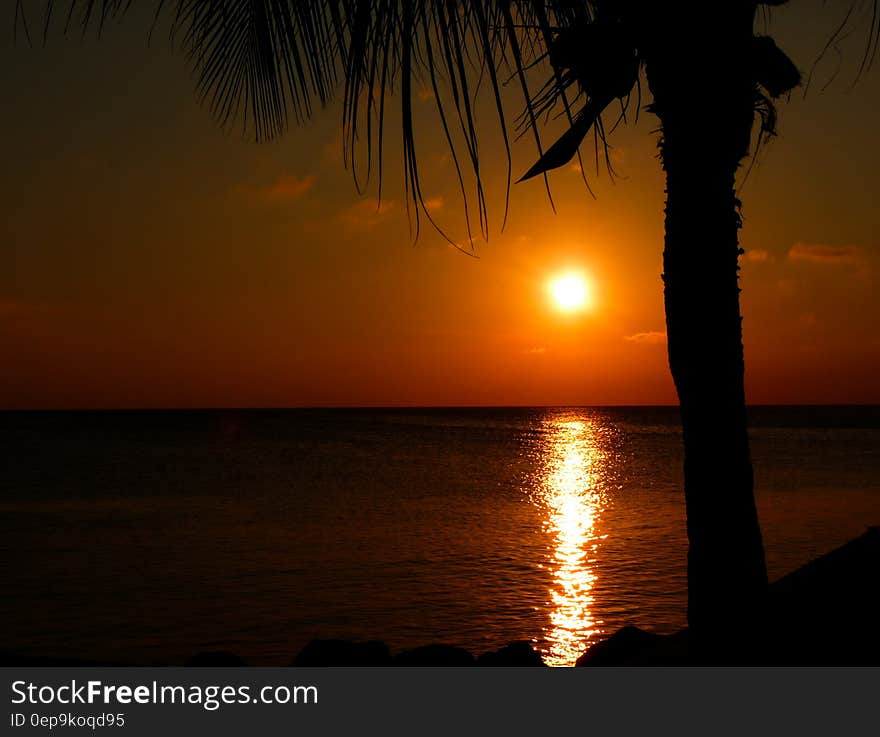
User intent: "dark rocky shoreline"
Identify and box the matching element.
[4,527,877,668]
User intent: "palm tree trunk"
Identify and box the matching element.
[643,9,768,657]
[661,126,769,654]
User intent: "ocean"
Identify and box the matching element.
[1,406,878,666]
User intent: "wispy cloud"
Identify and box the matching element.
[788,242,863,265]
[746,248,771,262]
[264,174,316,200]
[523,347,547,355]
[340,198,396,228]
[624,331,667,345]
[233,173,316,204]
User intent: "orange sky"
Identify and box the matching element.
[2,4,879,408]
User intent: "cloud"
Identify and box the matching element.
[449,236,480,254]
[746,248,771,262]
[340,198,396,227]
[264,174,316,200]
[624,331,667,345]
[788,242,863,264]
[523,347,547,355]
[234,173,315,204]
[423,197,444,212]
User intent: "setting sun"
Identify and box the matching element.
[549,272,591,313]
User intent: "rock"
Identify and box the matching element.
[185,651,248,667]
[766,526,880,665]
[477,641,546,666]
[575,626,661,666]
[393,644,475,666]
[292,639,392,666]
[0,651,130,667]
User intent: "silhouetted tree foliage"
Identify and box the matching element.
[15,0,879,654]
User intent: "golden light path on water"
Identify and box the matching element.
[533,415,610,667]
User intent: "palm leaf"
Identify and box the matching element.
[16,0,880,242]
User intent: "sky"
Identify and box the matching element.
[2,2,880,409]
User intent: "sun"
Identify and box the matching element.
[548,272,591,313]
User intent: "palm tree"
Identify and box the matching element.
[18,0,878,657]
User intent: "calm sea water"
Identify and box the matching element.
[1,407,878,666]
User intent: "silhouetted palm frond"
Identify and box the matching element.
[14,1,615,244]
[14,1,880,244]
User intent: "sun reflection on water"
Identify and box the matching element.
[532,415,610,666]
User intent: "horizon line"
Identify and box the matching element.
[2,402,879,412]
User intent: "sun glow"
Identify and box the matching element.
[529,414,610,666]
[549,272,591,313]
